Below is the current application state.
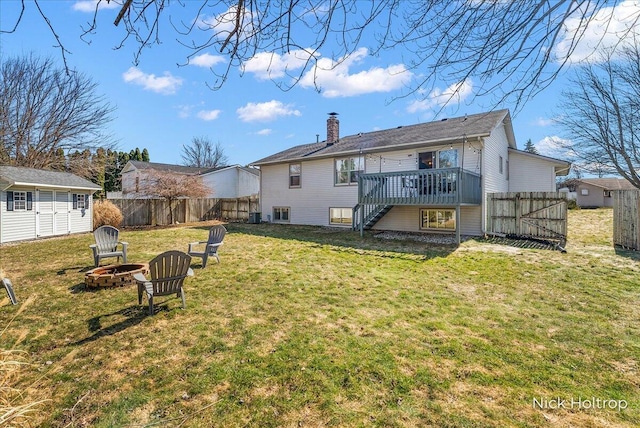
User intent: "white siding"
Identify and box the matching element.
[70,193,93,234]
[201,167,260,198]
[1,187,37,243]
[238,169,260,197]
[261,158,358,226]
[55,191,70,235]
[37,190,55,237]
[364,144,481,175]
[372,205,482,236]
[480,123,511,233]
[508,151,557,192]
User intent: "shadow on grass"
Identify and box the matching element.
[188,222,459,259]
[70,305,147,346]
[614,246,640,261]
[57,265,94,276]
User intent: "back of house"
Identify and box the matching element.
[251,110,570,237]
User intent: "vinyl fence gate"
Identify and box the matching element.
[486,192,568,250]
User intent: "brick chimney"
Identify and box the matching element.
[327,112,339,145]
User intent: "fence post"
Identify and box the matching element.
[515,192,521,235]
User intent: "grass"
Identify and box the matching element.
[0,208,638,427]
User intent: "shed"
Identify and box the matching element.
[0,166,101,244]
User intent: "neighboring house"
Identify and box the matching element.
[119,161,260,199]
[251,110,571,239]
[0,166,101,244]
[573,178,637,208]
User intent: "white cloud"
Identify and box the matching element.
[190,53,226,68]
[534,116,555,127]
[122,67,183,95]
[406,79,474,113]
[554,1,640,63]
[299,47,412,97]
[244,50,315,79]
[200,5,255,43]
[257,128,273,136]
[177,105,193,118]
[197,110,222,121]
[237,100,301,123]
[73,0,120,12]
[536,136,576,159]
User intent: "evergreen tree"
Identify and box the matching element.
[142,148,150,162]
[524,139,539,155]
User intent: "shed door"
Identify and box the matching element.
[37,190,55,237]
[55,191,70,235]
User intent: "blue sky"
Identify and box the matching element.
[1,1,638,167]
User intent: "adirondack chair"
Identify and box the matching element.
[188,225,226,268]
[133,250,194,315]
[2,278,18,305]
[90,225,128,267]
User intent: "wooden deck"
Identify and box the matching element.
[354,168,482,232]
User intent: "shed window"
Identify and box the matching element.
[499,156,504,174]
[581,188,589,196]
[73,194,88,210]
[7,191,32,211]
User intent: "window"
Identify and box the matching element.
[604,190,612,197]
[12,191,27,211]
[420,209,456,231]
[335,156,364,185]
[506,160,509,180]
[273,207,290,222]
[499,156,504,174]
[438,149,458,168]
[418,150,458,169]
[73,194,87,210]
[135,176,140,192]
[581,188,589,196]
[330,208,352,225]
[289,163,301,187]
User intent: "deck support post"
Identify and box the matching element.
[456,205,461,245]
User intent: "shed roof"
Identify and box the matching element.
[578,178,637,190]
[126,160,218,175]
[251,109,514,165]
[0,165,101,191]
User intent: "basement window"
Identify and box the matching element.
[273,207,290,223]
[330,208,352,225]
[420,209,456,231]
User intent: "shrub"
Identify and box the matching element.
[93,199,123,229]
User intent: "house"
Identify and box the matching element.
[0,166,102,244]
[119,161,260,199]
[251,110,571,240]
[573,177,637,208]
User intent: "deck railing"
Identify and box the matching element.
[357,168,482,206]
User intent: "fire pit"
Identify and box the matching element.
[85,263,149,288]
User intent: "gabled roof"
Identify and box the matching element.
[251,109,514,166]
[0,165,101,191]
[577,177,637,190]
[124,160,218,175]
[507,148,572,176]
[125,161,259,177]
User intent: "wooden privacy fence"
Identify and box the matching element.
[109,197,259,227]
[613,189,640,250]
[486,192,568,250]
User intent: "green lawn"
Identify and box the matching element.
[1,208,638,427]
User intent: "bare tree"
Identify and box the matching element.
[557,40,640,188]
[135,169,210,224]
[0,54,116,175]
[181,137,229,168]
[2,1,638,111]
